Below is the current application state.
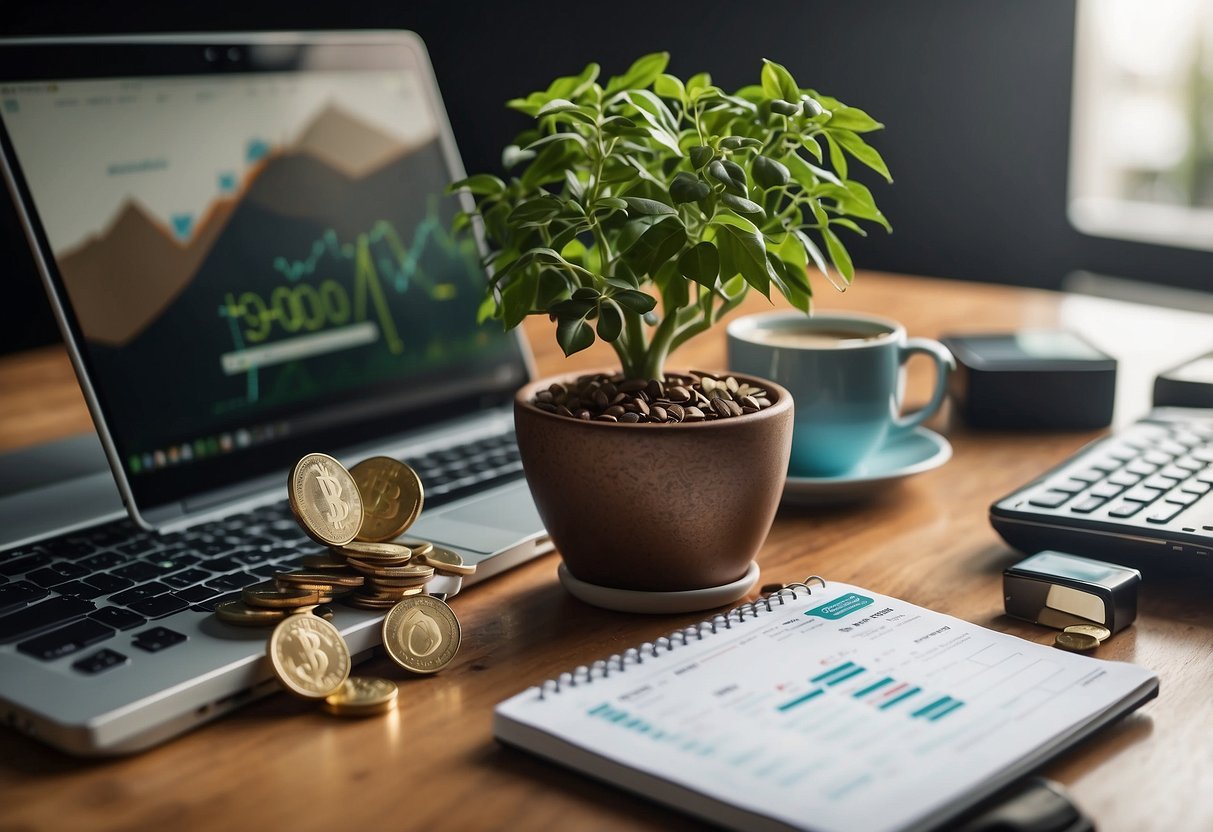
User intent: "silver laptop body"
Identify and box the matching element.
[0,32,550,755]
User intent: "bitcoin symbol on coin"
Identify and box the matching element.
[292,628,330,683]
[363,474,401,520]
[313,462,353,529]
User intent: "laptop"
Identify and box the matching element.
[0,32,551,755]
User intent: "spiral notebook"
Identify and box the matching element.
[494,579,1158,832]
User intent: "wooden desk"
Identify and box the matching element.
[1,273,1208,831]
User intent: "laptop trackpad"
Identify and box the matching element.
[409,486,544,554]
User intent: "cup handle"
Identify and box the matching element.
[892,338,956,433]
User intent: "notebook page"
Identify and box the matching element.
[495,582,1157,832]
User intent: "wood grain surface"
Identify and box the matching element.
[1,273,1208,832]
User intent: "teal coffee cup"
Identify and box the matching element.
[727,311,954,477]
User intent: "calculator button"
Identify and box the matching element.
[1165,491,1200,506]
[131,626,187,653]
[1107,502,1144,518]
[1181,480,1212,495]
[1089,482,1126,499]
[1071,467,1107,482]
[1125,460,1158,477]
[1142,474,1179,491]
[1146,503,1185,523]
[1048,479,1089,494]
[1141,451,1172,466]
[72,648,128,675]
[1121,486,1163,504]
[1069,496,1106,514]
[1108,471,1143,487]
[1028,491,1071,508]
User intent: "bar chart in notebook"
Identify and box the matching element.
[775,659,966,723]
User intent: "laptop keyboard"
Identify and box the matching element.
[0,430,523,668]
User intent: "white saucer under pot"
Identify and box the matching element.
[558,561,761,614]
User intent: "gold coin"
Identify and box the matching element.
[322,676,398,718]
[346,595,401,610]
[350,456,424,543]
[289,453,364,547]
[362,584,426,600]
[301,553,352,570]
[1064,623,1111,643]
[381,595,460,674]
[418,545,476,577]
[275,571,365,590]
[339,540,413,562]
[242,583,323,609]
[1054,631,1100,653]
[397,539,434,557]
[346,560,435,580]
[292,603,336,620]
[268,614,351,699]
[215,600,287,626]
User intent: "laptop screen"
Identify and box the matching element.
[0,38,528,516]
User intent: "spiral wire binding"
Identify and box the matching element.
[536,576,826,699]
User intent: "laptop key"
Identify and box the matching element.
[206,572,259,591]
[115,538,159,557]
[163,568,213,589]
[109,582,171,606]
[88,606,146,630]
[173,585,221,604]
[113,561,168,583]
[0,596,95,643]
[52,580,108,600]
[0,581,50,614]
[204,556,243,572]
[126,594,190,619]
[73,648,128,675]
[191,591,241,613]
[0,552,52,577]
[131,626,188,653]
[84,573,134,595]
[17,619,115,661]
[79,551,128,571]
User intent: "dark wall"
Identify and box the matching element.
[3,0,1211,354]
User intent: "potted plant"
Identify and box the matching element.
[451,53,890,608]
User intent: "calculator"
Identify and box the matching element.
[990,408,1213,570]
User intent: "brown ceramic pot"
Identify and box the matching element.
[514,370,793,592]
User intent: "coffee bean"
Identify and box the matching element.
[634,398,650,416]
[601,382,617,399]
[557,405,574,418]
[651,406,667,422]
[594,414,619,423]
[535,402,558,413]
[647,379,664,400]
[611,392,628,405]
[548,383,567,396]
[593,390,609,408]
[535,390,554,404]
[740,395,760,410]
[684,406,706,422]
[618,379,647,393]
[742,406,759,414]
[668,386,691,402]
[725,399,743,417]
[619,412,641,423]
[577,409,592,420]
[710,398,731,418]
[604,405,626,418]
[667,404,685,422]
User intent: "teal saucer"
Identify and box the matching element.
[782,427,952,505]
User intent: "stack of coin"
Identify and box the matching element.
[213,582,337,627]
[1053,623,1111,653]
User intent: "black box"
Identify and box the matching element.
[940,331,1116,430]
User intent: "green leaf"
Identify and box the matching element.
[594,196,629,216]
[670,172,711,203]
[623,197,676,216]
[827,106,883,133]
[752,156,790,189]
[600,115,647,137]
[476,292,498,325]
[612,288,658,314]
[556,315,595,356]
[686,72,712,96]
[824,132,848,180]
[623,216,687,276]
[721,193,765,218]
[547,62,600,101]
[800,135,823,162]
[689,146,713,169]
[537,98,597,124]
[832,129,893,183]
[447,173,506,196]
[508,197,562,225]
[605,52,670,95]
[822,226,855,283]
[831,217,867,236]
[794,228,830,277]
[708,160,747,195]
[536,270,571,309]
[654,73,686,102]
[761,59,800,103]
[521,140,583,190]
[677,242,720,287]
[769,256,812,313]
[522,131,589,153]
[500,274,537,328]
[502,144,535,169]
[550,297,596,319]
[713,222,782,298]
[653,260,689,311]
[596,299,625,342]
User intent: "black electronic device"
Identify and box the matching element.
[1154,349,1213,408]
[990,408,1213,570]
[941,331,1116,430]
